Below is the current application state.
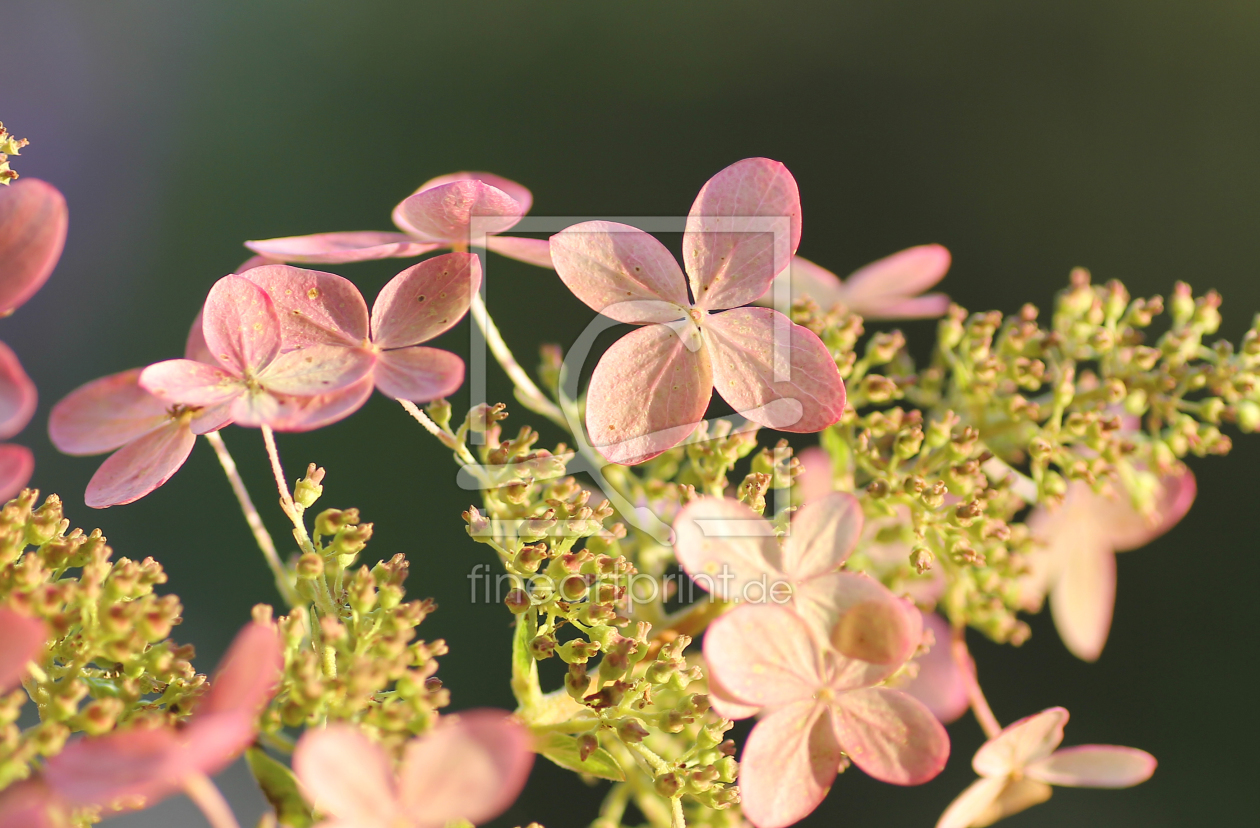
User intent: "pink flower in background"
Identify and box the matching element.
[44,620,283,813]
[0,178,68,500]
[244,252,480,404]
[901,611,970,725]
[0,607,46,693]
[1026,470,1196,661]
[550,158,846,465]
[758,245,951,319]
[246,171,553,268]
[140,275,375,429]
[0,781,69,828]
[293,709,534,828]
[705,603,948,828]
[936,706,1156,828]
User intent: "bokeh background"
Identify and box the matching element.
[3,1,1258,825]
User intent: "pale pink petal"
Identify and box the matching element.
[866,294,951,320]
[977,779,1053,825]
[739,702,840,828]
[44,724,194,808]
[1050,540,1117,662]
[684,158,801,311]
[0,780,69,828]
[202,275,282,374]
[294,726,398,825]
[371,253,481,349]
[934,777,1008,828]
[483,235,553,268]
[245,231,437,264]
[227,389,285,429]
[705,308,846,433]
[49,368,168,455]
[374,346,464,402]
[794,446,834,503]
[412,171,534,216]
[830,687,949,785]
[703,603,823,709]
[190,403,235,435]
[198,621,284,717]
[259,344,376,396]
[234,254,281,274]
[140,359,243,408]
[1111,469,1196,551]
[0,178,67,316]
[758,256,846,312]
[245,265,369,347]
[266,376,375,433]
[184,311,215,364]
[549,222,691,323]
[393,179,524,242]
[586,322,713,465]
[1025,745,1156,788]
[782,492,862,581]
[973,707,1069,777]
[839,245,951,314]
[707,670,763,720]
[673,496,782,601]
[399,709,534,825]
[84,421,195,508]
[0,341,36,440]
[812,574,923,669]
[0,444,33,502]
[903,613,970,725]
[0,608,46,693]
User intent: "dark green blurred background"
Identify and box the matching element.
[4,1,1258,825]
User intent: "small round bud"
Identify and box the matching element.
[296,553,324,579]
[504,589,531,614]
[654,771,684,798]
[909,547,934,574]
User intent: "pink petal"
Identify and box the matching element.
[399,709,534,825]
[863,293,951,320]
[412,171,534,216]
[758,256,845,312]
[374,346,464,402]
[185,311,214,363]
[49,368,169,455]
[267,375,374,433]
[830,687,949,785]
[672,496,782,601]
[707,670,763,720]
[202,275,282,374]
[190,403,235,435]
[1025,745,1157,788]
[371,252,482,349]
[684,158,801,311]
[1050,539,1117,662]
[702,603,823,710]
[1111,469,1196,551]
[586,322,713,465]
[840,245,951,313]
[973,707,1069,778]
[84,420,195,508]
[903,613,970,725]
[483,235,553,268]
[705,308,845,433]
[245,265,369,346]
[0,178,68,316]
[0,341,36,439]
[294,725,399,825]
[259,344,376,396]
[0,780,69,828]
[819,575,923,669]
[197,621,284,718]
[233,254,281,274]
[0,607,46,693]
[782,492,862,581]
[393,179,525,243]
[934,777,1009,828]
[549,222,691,323]
[140,359,243,408]
[738,702,840,828]
[0,444,33,502]
[794,445,834,503]
[245,231,437,264]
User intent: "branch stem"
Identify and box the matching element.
[470,291,568,430]
[951,626,1002,739]
[259,425,317,556]
[183,772,241,828]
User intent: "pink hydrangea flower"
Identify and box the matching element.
[550,158,846,465]
[705,603,949,828]
[0,178,68,500]
[242,253,479,405]
[43,620,283,814]
[1026,470,1196,661]
[936,706,1156,828]
[758,245,951,320]
[139,274,375,429]
[0,606,46,693]
[293,709,534,828]
[246,171,552,268]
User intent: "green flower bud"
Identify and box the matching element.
[654,771,683,798]
[296,553,324,579]
[426,397,453,429]
[910,546,934,574]
[617,718,650,743]
[504,589,531,614]
[1236,401,1260,433]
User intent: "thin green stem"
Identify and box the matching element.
[396,399,492,486]
[951,625,1002,739]
[470,291,568,430]
[259,425,317,556]
[183,772,242,828]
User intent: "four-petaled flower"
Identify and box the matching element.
[936,706,1156,828]
[246,171,553,268]
[705,602,949,828]
[293,709,534,828]
[550,157,846,465]
[758,245,952,320]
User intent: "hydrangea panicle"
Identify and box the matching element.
[759,245,951,320]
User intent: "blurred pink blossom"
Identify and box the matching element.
[704,603,948,828]
[758,245,951,320]
[293,709,534,828]
[550,158,846,465]
[936,706,1156,828]
[0,781,69,828]
[0,606,46,693]
[246,171,552,268]
[900,611,970,725]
